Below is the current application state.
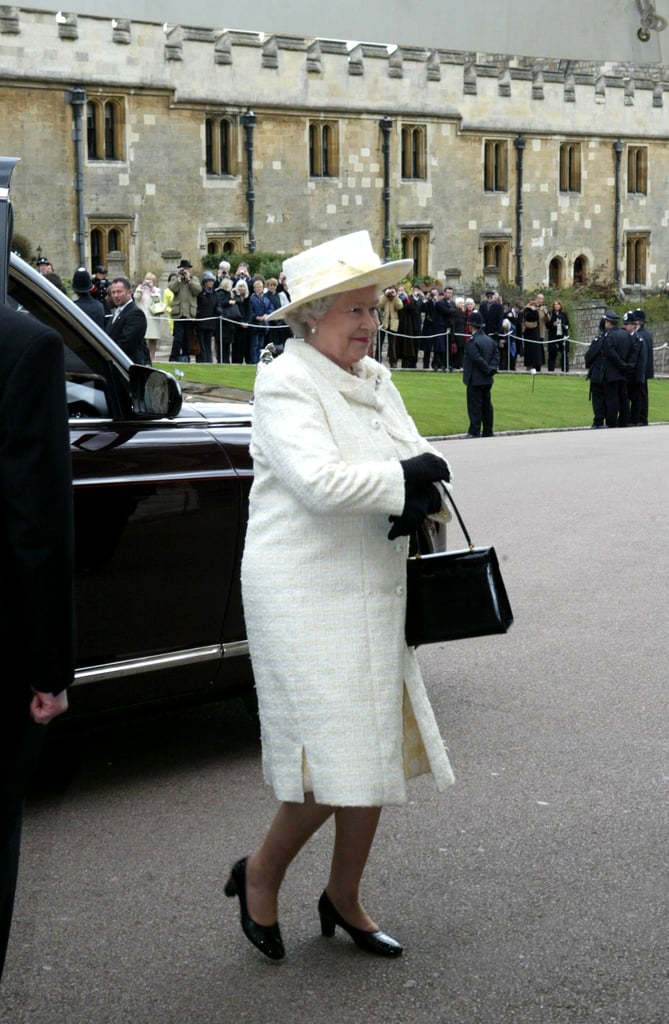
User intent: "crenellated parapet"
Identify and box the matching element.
[0,7,666,113]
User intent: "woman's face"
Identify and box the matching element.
[553,300,562,311]
[307,285,380,370]
[253,279,264,295]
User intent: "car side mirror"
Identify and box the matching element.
[128,365,182,419]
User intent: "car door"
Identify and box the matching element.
[8,261,252,716]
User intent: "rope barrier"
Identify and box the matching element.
[105,311,286,329]
[108,308,665,357]
[377,324,665,356]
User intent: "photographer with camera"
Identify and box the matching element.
[377,286,403,366]
[168,258,201,362]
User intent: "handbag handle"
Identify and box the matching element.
[441,489,474,550]
[414,487,474,557]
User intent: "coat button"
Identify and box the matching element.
[395,585,404,596]
[395,543,404,553]
[371,418,381,429]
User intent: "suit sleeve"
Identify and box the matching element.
[0,324,75,694]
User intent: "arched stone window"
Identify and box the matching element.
[549,256,565,287]
[625,235,648,285]
[89,221,130,272]
[309,121,338,177]
[206,235,244,255]
[401,231,428,277]
[483,239,510,280]
[573,254,589,284]
[401,125,427,180]
[559,143,581,192]
[205,116,235,175]
[627,146,648,195]
[483,140,508,192]
[86,97,125,161]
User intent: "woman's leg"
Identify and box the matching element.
[325,806,382,930]
[245,794,334,925]
[244,800,383,931]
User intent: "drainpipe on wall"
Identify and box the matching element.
[65,88,87,267]
[513,134,526,291]
[240,109,257,254]
[613,138,624,292]
[379,116,392,260]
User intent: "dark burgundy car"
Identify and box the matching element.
[8,252,255,720]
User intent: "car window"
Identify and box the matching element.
[8,274,111,419]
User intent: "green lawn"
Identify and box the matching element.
[156,362,668,437]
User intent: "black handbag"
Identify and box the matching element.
[405,491,513,647]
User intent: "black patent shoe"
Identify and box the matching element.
[225,858,285,961]
[318,890,403,957]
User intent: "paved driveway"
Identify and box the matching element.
[1,427,667,1024]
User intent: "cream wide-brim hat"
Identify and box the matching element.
[266,230,414,322]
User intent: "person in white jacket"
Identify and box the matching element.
[228,231,454,961]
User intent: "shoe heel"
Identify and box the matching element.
[224,875,238,898]
[317,891,336,937]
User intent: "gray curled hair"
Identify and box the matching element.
[283,295,337,339]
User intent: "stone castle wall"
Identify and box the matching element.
[1,8,669,297]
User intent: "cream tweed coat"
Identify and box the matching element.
[241,339,455,806]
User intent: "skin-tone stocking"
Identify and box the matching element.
[245,795,382,931]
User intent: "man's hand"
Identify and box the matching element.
[30,689,69,725]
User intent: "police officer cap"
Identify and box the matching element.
[623,310,636,324]
[72,266,94,292]
[632,308,646,321]
[603,309,619,322]
[468,310,485,327]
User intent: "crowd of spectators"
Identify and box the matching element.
[32,258,658,409]
[372,285,568,375]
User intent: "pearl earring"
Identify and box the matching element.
[310,326,317,335]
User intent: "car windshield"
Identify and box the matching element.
[8,271,111,419]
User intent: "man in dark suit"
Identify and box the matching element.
[478,289,504,342]
[106,276,150,365]
[0,303,75,980]
[462,310,500,437]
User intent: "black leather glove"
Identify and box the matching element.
[400,452,450,487]
[388,484,441,540]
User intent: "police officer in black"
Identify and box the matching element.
[622,311,647,426]
[601,310,632,428]
[584,317,607,428]
[72,266,106,329]
[633,308,654,425]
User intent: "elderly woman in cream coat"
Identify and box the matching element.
[227,231,454,962]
